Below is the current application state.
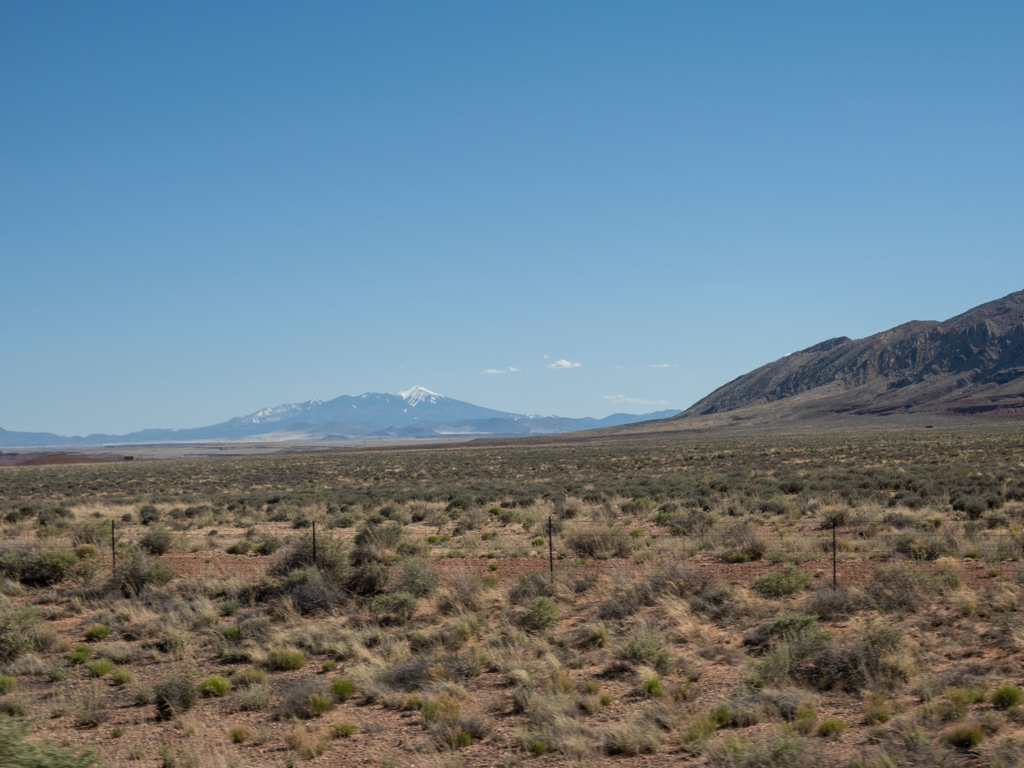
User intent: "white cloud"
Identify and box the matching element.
[547,359,581,369]
[650,363,674,368]
[603,395,673,406]
[543,354,549,359]
[509,367,521,372]
[481,367,521,375]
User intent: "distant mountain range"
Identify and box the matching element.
[631,289,1024,433]
[0,386,680,447]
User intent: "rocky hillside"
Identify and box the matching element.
[675,290,1024,426]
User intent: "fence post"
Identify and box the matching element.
[313,521,317,568]
[832,521,837,591]
[548,516,554,584]
[111,520,116,574]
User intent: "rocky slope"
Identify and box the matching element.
[673,289,1024,426]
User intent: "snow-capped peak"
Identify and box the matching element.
[393,386,442,406]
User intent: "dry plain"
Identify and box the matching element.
[2,425,1024,767]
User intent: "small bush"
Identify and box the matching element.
[266,649,306,671]
[332,678,355,701]
[154,678,198,720]
[278,680,332,719]
[943,723,984,749]
[237,685,271,711]
[139,528,173,556]
[641,676,664,697]
[111,668,132,686]
[0,715,101,767]
[619,624,673,673]
[230,728,249,743]
[85,659,112,678]
[69,642,91,664]
[370,592,418,624]
[200,676,231,697]
[231,668,267,688]
[992,684,1023,709]
[753,566,812,598]
[0,675,16,695]
[110,546,177,595]
[333,722,358,738]
[817,717,845,737]
[84,625,110,642]
[515,598,559,633]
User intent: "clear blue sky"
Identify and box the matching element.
[2,2,1022,436]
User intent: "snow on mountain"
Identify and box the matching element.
[0,388,681,446]
[394,386,442,406]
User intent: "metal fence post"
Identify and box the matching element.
[832,521,838,591]
[548,516,554,583]
[111,520,116,574]
[313,520,317,568]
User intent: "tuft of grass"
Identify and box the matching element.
[864,693,892,724]
[265,649,305,671]
[641,676,664,697]
[69,642,91,664]
[333,722,358,738]
[84,625,110,642]
[331,679,355,701]
[111,668,132,686]
[942,723,984,749]
[199,675,231,697]
[817,717,846,737]
[230,728,249,744]
[753,565,812,597]
[0,675,16,695]
[85,658,112,678]
[992,684,1023,709]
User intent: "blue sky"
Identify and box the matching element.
[2,2,1022,436]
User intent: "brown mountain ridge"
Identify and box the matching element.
[660,289,1024,431]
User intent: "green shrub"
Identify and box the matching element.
[943,723,983,749]
[515,598,559,633]
[618,625,673,673]
[83,625,110,642]
[199,676,231,697]
[109,546,176,595]
[0,675,16,695]
[992,684,1023,709]
[712,730,807,767]
[219,599,240,616]
[817,717,845,737]
[85,659,112,678]
[69,643,91,664]
[219,626,242,642]
[332,679,355,701]
[393,559,439,597]
[111,668,132,686]
[266,649,305,671]
[753,566,812,598]
[565,529,632,559]
[154,678,198,720]
[139,505,160,525]
[332,722,357,738]
[231,669,267,688]
[307,694,331,717]
[0,715,101,767]
[0,601,36,665]
[139,528,173,555]
[230,728,249,743]
[641,676,664,697]
[370,592,418,624]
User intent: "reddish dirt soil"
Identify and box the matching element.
[102,552,1019,589]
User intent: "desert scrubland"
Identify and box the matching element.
[1,425,1024,767]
